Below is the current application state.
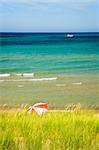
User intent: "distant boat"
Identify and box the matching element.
[66,34,74,38]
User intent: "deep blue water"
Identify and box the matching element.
[0,32,99,74]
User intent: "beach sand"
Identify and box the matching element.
[0,74,98,107]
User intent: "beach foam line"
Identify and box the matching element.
[17,85,24,87]
[33,77,57,81]
[0,77,57,82]
[72,82,82,85]
[23,73,34,77]
[14,73,34,77]
[0,80,4,82]
[15,73,22,76]
[0,74,10,77]
[0,73,35,77]
[56,84,66,87]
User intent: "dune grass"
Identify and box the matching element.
[0,110,99,150]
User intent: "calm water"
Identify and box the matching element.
[0,32,99,75]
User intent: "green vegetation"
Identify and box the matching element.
[0,110,99,150]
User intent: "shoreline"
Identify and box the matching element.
[0,73,98,106]
[0,77,57,82]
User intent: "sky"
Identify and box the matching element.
[0,0,99,32]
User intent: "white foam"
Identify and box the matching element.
[28,77,57,81]
[15,73,22,76]
[56,84,66,87]
[0,74,10,77]
[23,73,34,78]
[0,80,4,82]
[17,85,24,87]
[0,77,57,82]
[72,82,82,85]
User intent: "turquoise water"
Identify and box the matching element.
[0,32,99,75]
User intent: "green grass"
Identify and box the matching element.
[0,110,99,150]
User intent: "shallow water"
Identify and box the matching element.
[0,32,99,75]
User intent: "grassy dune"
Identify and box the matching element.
[0,110,99,150]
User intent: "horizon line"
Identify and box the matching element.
[0,31,99,33]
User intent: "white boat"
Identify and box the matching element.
[66,34,74,38]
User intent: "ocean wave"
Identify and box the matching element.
[0,77,57,82]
